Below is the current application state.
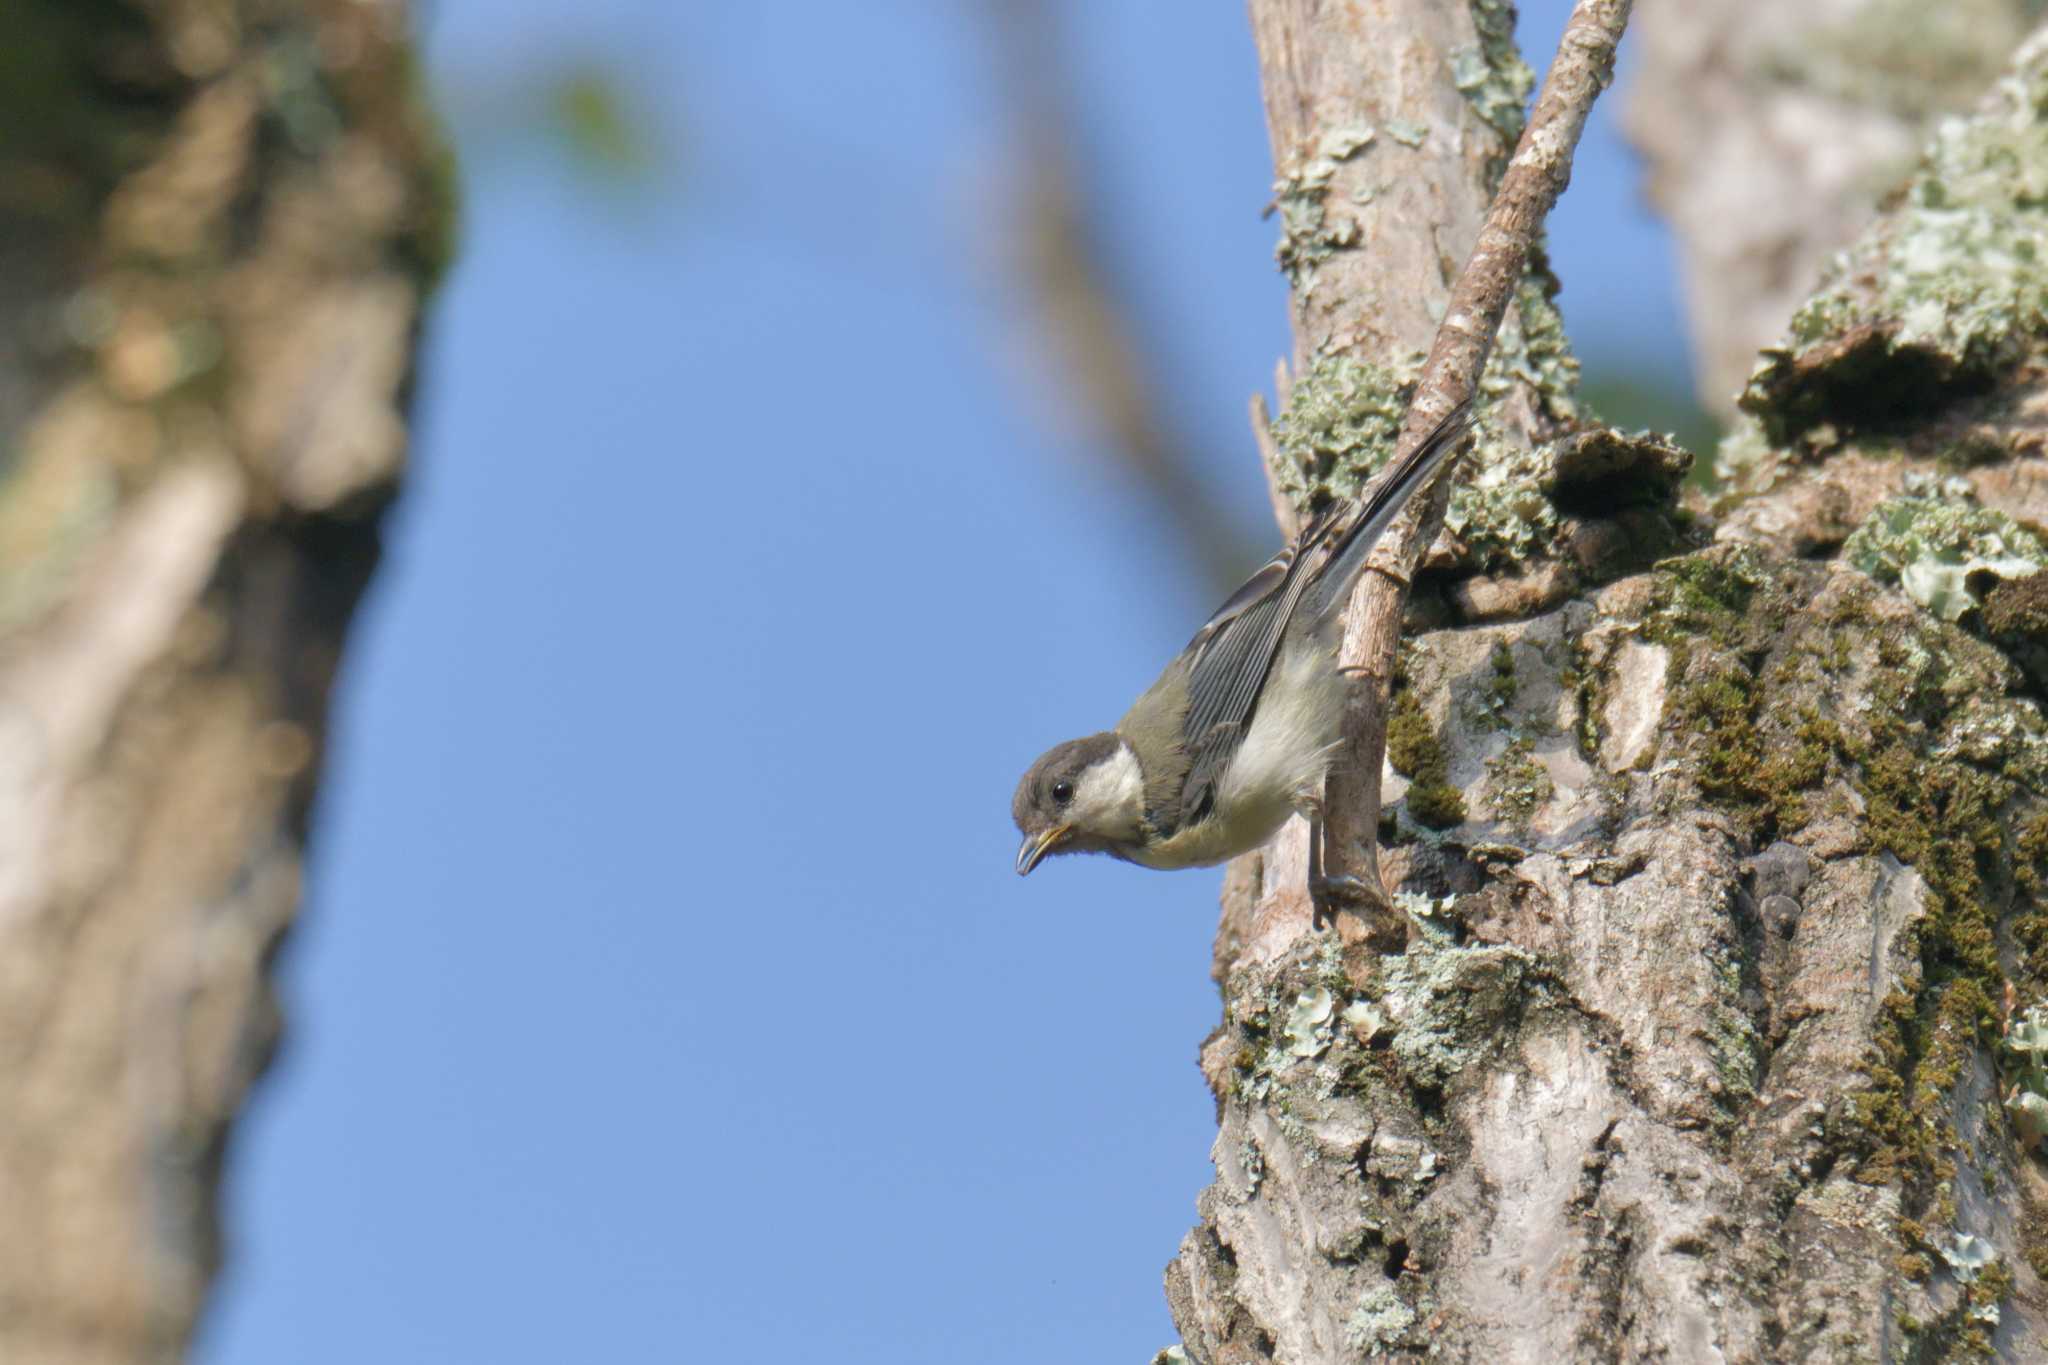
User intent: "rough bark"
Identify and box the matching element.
[0,4,447,1362]
[1623,0,2043,415]
[1167,9,2048,1363]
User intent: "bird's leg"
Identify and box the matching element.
[1307,812,1328,930]
[1307,813,1387,931]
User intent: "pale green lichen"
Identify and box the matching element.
[1221,939,1357,1105]
[1455,0,1535,146]
[1381,938,1533,1088]
[1943,1232,1997,1283]
[1702,946,1763,1117]
[1267,272,1582,572]
[1932,695,2048,798]
[1841,478,2048,621]
[1269,352,1417,509]
[1484,739,1551,825]
[2008,1005,2048,1153]
[261,29,347,155]
[1441,275,1587,567]
[1394,889,1458,935]
[1342,998,1391,1043]
[1483,271,1582,422]
[1759,0,2041,122]
[1149,1348,1190,1365]
[1272,125,1378,291]
[2013,1090,2048,1151]
[1745,28,2048,434]
[1442,439,1557,568]
[1709,418,1779,495]
[1270,352,1566,573]
[1344,1283,1417,1353]
[1382,118,1427,148]
[2012,1006,2048,1060]
[1283,985,1337,1058]
[1272,1108,1321,1168]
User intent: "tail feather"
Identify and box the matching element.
[1308,398,1474,620]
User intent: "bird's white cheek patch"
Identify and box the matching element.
[1071,743,1146,840]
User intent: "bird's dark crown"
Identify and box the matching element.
[1012,731,1122,834]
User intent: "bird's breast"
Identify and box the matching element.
[1125,640,1346,870]
[1213,637,1345,808]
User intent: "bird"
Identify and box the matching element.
[1011,398,1473,909]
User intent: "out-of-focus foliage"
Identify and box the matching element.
[546,68,651,178]
[438,59,667,187]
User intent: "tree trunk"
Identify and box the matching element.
[1166,6,2048,1361]
[0,4,446,1362]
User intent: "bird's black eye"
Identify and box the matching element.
[1051,780,1074,805]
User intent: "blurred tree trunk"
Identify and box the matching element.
[1624,0,2046,418]
[1164,3,2048,1360]
[0,3,446,1362]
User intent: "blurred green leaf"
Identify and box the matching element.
[433,57,670,194]
[548,68,649,177]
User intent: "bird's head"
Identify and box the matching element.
[1011,732,1146,875]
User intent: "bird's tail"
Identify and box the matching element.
[1306,397,1475,622]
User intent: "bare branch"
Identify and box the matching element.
[1248,391,1300,540]
[977,0,1262,594]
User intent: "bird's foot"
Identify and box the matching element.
[1307,814,1397,942]
[1308,871,1388,933]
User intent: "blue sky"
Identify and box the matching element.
[198,3,1691,1361]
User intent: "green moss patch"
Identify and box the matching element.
[1644,548,2045,1268]
[1648,548,1842,840]
[1387,686,1466,829]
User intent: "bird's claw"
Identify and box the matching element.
[1309,872,1388,932]
[1306,813,1394,939]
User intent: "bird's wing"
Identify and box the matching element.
[1174,516,1335,820]
[1173,399,1473,822]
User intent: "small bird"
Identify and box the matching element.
[1011,399,1473,900]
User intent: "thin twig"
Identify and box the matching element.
[1248,391,1300,540]
[1322,0,1634,948]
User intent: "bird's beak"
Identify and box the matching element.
[1016,824,1072,876]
